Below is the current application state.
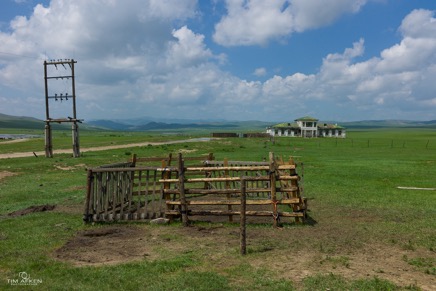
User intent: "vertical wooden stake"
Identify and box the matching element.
[269,152,278,228]
[178,153,189,227]
[162,160,172,221]
[240,177,247,255]
[84,169,93,223]
[224,158,233,222]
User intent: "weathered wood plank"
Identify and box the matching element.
[166,198,300,205]
[165,210,304,217]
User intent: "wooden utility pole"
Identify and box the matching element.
[43,59,81,157]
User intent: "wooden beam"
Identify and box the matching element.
[165,210,304,217]
[166,198,301,205]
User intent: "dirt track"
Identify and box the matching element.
[0,138,211,159]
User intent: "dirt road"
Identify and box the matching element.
[0,138,212,159]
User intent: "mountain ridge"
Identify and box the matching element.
[1,112,435,131]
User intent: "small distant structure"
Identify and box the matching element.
[266,116,346,138]
[212,133,239,138]
[211,132,270,138]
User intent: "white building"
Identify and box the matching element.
[266,116,346,138]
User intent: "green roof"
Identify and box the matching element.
[271,122,299,128]
[295,116,319,121]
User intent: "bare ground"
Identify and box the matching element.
[7,204,55,217]
[0,171,16,180]
[50,204,435,291]
[2,196,434,290]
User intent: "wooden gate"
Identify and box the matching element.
[83,154,214,222]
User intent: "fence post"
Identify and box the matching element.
[240,177,247,255]
[84,169,94,223]
[224,158,233,222]
[178,153,189,227]
[131,154,137,166]
[269,152,278,228]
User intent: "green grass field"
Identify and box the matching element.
[0,128,435,290]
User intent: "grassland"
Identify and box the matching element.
[0,128,435,290]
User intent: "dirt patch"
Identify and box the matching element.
[8,204,56,217]
[55,165,76,171]
[0,171,17,181]
[53,203,83,215]
[54,226,162,266]
[178,149,198,154]
[54,164,88,171]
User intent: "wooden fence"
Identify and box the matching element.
[83,152,306,226]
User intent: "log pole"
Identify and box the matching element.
[240,177,247,255]
[178,153,189,227]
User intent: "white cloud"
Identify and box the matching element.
[399,9,436,39]
[290,0,367,32]
[213,0,294,46]
[253,67,266,76]
[166,26,213,68]
[376,10,436,74]
[213,0,368,46]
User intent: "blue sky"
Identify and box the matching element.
[0,0,435,122]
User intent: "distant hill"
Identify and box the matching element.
[0,113,46,130]
[86,119,267,131]
[1,112,435,131]
[85,119,131,131]
[341,119,436,129]
[0,113,99,131]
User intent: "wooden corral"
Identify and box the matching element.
[83,152,307,226]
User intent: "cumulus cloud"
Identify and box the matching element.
[253,8,436,120]
[0,1,435,121]
[290,0,367,32]
[213,0,294,46]
[213,0,368,46]
[166,26,213,68]
[307,9,436,119]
